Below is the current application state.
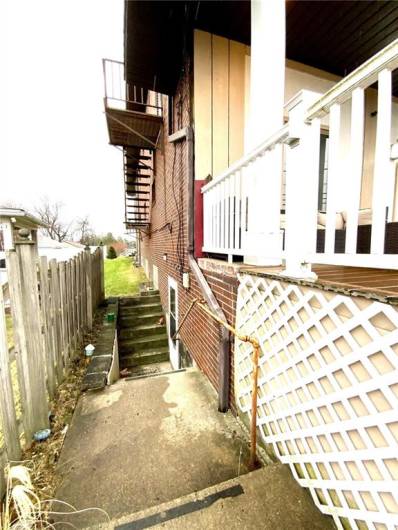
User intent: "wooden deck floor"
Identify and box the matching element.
[241,264,398,301]
[313,265,398,297]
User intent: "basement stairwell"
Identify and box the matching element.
[118,290,171,377]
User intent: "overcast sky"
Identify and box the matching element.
[2,0,126,237]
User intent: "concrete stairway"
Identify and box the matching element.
[118,290,170,375]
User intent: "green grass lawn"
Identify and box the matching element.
[104,256,147,297]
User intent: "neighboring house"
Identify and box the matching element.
[0,208,44,284]
[103,2,398,528]
[0,209,98,283]
[37,236,86,262]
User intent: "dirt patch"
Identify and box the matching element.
[21,306,107,503]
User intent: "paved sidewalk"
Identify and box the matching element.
[55,369,250,528]
[55,368,334,529]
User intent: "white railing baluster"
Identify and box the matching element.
[232,170,240,250]
[220,181,224,250]
[325,103,341,255]
[224,178,229,251]
[213,189,216,249]
[228,173,233,251]
[234,170,241,251]
[203,191,208,250]
[241,167,248,252]
[213,186,217,250]
[371,68,394,255]
[217,183,221,249]
[345,88,365,254]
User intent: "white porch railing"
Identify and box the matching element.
[202,38,398,272]
[305,37,398,270]
[202,126,288,260]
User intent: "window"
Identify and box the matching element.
[168,277,179,369]
[0,230,4,251]
[169,285,176,346]
[0,258,5,269]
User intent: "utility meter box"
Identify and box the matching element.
[182,272,190,289]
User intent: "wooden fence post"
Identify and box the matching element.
[78,253,84,332]
[99,246,105,303]
[0,283,21,460]
[85,247,93,331]
[49,259,64,384]
[65,261,73,355]
[6,232,49,442]
[59,262,70,368]
[79,252,87,330]
[39,256,57,399]
[71,257,78,349]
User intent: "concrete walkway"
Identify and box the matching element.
[56,369,250,528]
[55,368,334,529]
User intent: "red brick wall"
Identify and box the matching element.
[139,63,238,412]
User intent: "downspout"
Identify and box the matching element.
[169,126,230,412]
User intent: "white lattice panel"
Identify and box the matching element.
[235,274,398,530]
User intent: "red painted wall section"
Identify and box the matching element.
[194,180,205,258]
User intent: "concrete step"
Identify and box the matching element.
[119,334,168,354]
[120,346,170,367]
[120,361,172,379]
[119,323,166,340]
[119,311,164,328]
[120,302,163,316]
[87,464,335,530]
[140,289,159,297]
[120,294,161,306]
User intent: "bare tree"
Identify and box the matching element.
[74,216,94,245]
[34,197,72,242]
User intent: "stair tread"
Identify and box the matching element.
[121,361,171,378]
[121,348,169,359]
[120,348,169,367]
[120,296,160,303]
[120,311,163,319]
[123,323,166,332]
[121,345,169,356]
[120,333,168,345]
[120,301,161,308]
[121,294,160,300]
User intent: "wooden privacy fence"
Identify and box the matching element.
[0,235,104,493]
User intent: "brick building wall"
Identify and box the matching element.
[140,62,238,411]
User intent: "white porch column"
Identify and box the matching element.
[244,0,286,265]
[282,90,322,280]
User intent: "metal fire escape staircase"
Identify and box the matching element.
[102,59,163,229]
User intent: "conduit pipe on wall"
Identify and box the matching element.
[173,298,261,470]
[169,126,230,413]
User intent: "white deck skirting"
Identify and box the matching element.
[235,273,398,530]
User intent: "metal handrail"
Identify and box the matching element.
[102,58,163,116]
